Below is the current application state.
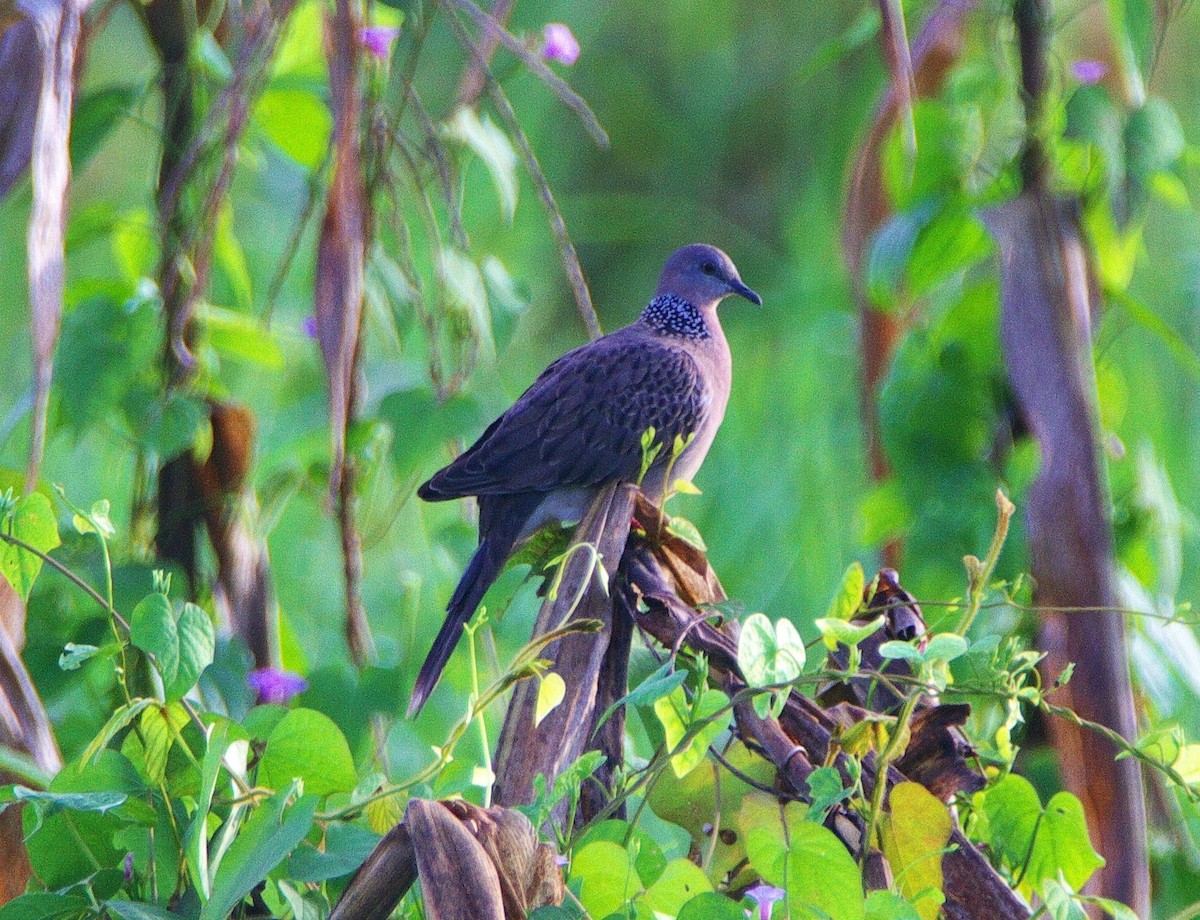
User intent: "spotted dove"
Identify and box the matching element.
[409,244,760,714]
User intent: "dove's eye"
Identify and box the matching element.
[701,262,717,276]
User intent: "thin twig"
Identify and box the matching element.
[444,11,602,339]
[0,532,130,632]
[443,0,608,146]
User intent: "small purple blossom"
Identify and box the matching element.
[360,25,400,61]
[745,883,785,920]
[248,667,308,705]
[123,852,134,883]
[302,315,318,339]
[541,23,579,66]
[1071,59,1108,84]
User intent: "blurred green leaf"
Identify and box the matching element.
[0,893,91,920]
[447,107,519,222]
[569,841,641,918]
[288,823,381,882]
[0,492,61,602]
[259,708,357,795]
[255,88,332,169]
[786,820,865,920]
[201,788,318,920]
[57,296,159,433]
[677,893,746,920]
[70,86,136,171]
[131,593,180,688]
[167,603,215,701]
[654,686,731,778]
[865,891,922,920]
[642,858,712,915]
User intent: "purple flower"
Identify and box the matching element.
[248,667,308,705]
[541,23,579,66]
[302,315,318,339]
[745,883,785,920]
[123,852,134,883]
[360,25,400,61]
[1071,59,1108,84]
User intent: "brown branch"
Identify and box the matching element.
[0,599,62,904]
[22,0,86,489]
[454,0,513,109]
[316,0,372,665]
[984,2,1149,911]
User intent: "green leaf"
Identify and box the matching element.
[922,633,969,663]
[978,774,1042,875]
[81,698,157,765]
[58,643,100,671]
[677,892,746,920]
[642,858,712,915]
[166,603,215,700]
[574,820,666,888]
[11,786,127,817]
[653,687,731,778]
[786,821,865,920]
[815,615,885,651]
[907,208,993,299]
[806,766,853,822]
[258,708,357,796]
[0,893,91,920]
[443,248,494,356]
[57,296,159,432]
[188,722,233,900]
[138,704,185,785]
[825,562,866,621]
[123,389,206,458]
[738,613,806,694]
[288,822,381,882]
[0,493,61,602]
[1126,96,1185,179]
[130,593,180,689]
[1026,792,1105,894]
[214,203,253,310]
[739,794,808,886]
[596,662,689,732]
[200,304,285,368]
[69,86,136,172]
[536,673,566,727]
[446,107,519,222]
[878,783,950,920]
[201,789,318,920]
[666,515,707,551]
[1041,878,1088,920]
[864,891,922,920]
[104,901,184,920]
[255,88,332,169]
[568,841,641,919]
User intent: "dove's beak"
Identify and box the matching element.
[729,279,762,306]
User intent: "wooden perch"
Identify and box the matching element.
[492,482,637,810]
[330,799,562,920]
[341,491,1030,919]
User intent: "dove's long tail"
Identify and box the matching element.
[407,492,541,716]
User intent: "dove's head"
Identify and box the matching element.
[657,244,761,310]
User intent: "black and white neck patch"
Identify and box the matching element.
[640,295,710,340]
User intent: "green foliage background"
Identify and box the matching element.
[3,0,1200,914]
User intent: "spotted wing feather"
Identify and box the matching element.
[419,331,708,499]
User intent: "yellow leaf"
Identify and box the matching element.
[536,673,566,727]
[879,782,951,920]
